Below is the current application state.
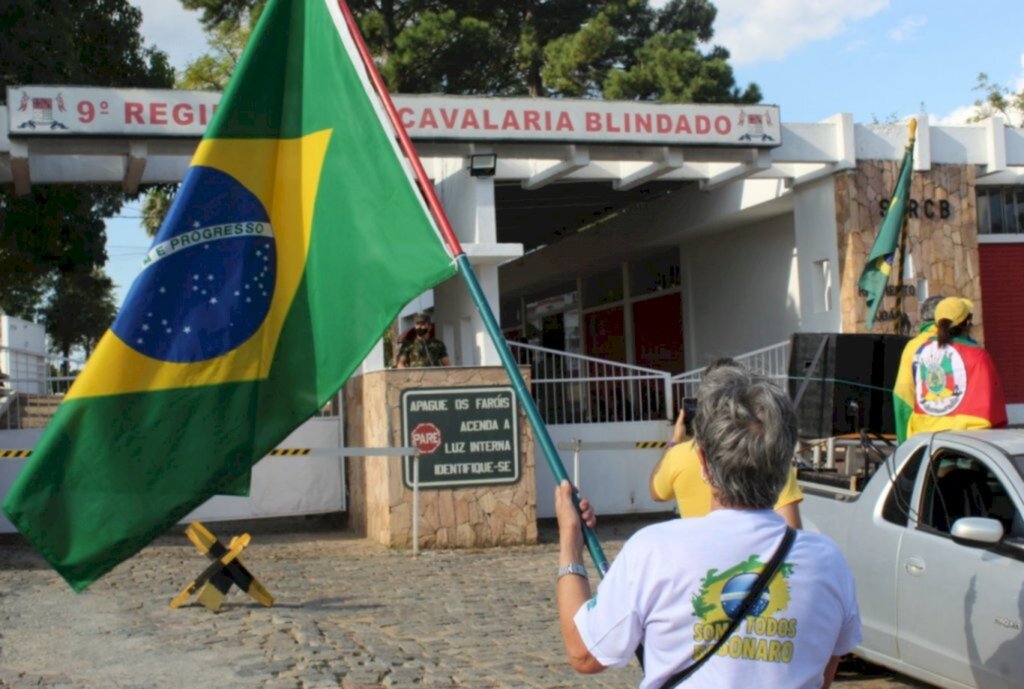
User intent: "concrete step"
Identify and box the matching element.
[12,395,63,429]
[22,404,59,413]
[19,417,52,429]
[22,395,62,408]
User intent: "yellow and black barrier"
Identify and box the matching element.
[171,521,274,612]
[1,446,416,460]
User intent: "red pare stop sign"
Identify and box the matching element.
[411,422,442,454]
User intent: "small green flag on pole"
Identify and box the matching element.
[859,118,917,328]
[3,0,456,591]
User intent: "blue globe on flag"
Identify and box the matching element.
[720,572,771,619]
[113,166,277,363]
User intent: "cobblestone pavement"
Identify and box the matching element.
[0,514,931,689]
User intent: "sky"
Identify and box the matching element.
[105,0,1024,305]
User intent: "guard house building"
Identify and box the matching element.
[3,87,1024,522]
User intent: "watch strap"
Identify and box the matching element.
[557,562,587,579]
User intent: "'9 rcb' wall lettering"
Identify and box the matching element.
[879,198,953,220]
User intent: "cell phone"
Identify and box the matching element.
[682,397,698,436]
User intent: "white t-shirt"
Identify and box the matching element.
[574,509,861,689]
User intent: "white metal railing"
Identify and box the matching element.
[670,340,791,406]
[0,344,84,395]
[0,338,792,430]
[0,345,87,429]
[507,341,672,424]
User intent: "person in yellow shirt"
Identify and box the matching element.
[650,360,803,528]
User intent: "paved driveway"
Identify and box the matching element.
[0,515,930,688]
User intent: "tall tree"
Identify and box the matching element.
[543,0,758,102]
[179,0,758,101]
[38,268,118,373]
[0,0,173,318]
[969,72,1024,127]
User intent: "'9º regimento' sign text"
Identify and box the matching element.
[401,387,519,489]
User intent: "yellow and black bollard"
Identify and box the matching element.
[170,521,274,612]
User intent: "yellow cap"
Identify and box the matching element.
[935,297,974,326]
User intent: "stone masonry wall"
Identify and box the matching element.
[836,161,984,340]
[344,366,537,549]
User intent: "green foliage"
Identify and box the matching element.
[605,34,761,103]
[382,10,512,94]
[176,0,758,102]
[0,0,173,327]
[140,185,178,238]
[178,22,251,90]
[0,0,173,91]
[181,0,265,32]
[541,12,618,97]
[969,72,1024,127]
[38,267,118,368]
[544,0,757,103]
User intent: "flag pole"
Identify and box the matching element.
[892,119,916,336]
[893,218,909,335]
[335,0,610,575]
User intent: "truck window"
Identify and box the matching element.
[918,451,1024,556]
[882,447,925,525]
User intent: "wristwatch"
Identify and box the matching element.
[557,562,587,579]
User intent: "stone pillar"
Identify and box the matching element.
[344,366,537,548]
[835,162,984,341]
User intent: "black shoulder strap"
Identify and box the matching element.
[657,526,797,689]
[418,338,437,366]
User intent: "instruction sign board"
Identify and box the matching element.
[401,386,519,489]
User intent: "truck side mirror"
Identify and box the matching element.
[950,517,1004,547]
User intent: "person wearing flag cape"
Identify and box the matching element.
[905,297,1007,438]
[892,294,944,443]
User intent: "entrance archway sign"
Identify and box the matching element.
[6,86,781,148]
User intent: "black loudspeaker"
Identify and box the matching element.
[788,333,909,439]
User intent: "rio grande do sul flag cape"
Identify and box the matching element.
[906,336,1008,438]
[2,0,455,591]
[891,322,935,443]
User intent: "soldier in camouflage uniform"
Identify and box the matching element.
[395,312,451,367]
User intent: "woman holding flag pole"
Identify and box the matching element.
[554,365,861,688]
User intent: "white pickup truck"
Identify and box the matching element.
[798,429,1024,689]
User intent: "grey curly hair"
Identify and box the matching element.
[693,366,797,509]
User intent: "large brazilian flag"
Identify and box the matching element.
[3,0,456,591]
